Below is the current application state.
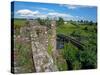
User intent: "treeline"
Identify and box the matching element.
[35,17,97,26]
[69,20,97,26]
[36,17,65,27]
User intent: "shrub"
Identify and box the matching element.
[61,42,80,70]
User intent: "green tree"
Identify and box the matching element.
[72,60,81,70]
[80,20,83,23]
[79,49,97,69]
[89,21,93,25]
[57,17,64,26]
[62,42,81,70]
[37,18,45,25]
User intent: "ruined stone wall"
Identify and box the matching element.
[13,23,35,73]
[50,21,57,54]
[29,20,58,72]
[13,20,58,73]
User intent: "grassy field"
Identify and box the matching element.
[57,22,96,37]
[14,19,26,26]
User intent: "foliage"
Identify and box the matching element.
[14,19,26,29]
[61,42,81,70]
[79,49,97,69]
[15,40,35,72]
[60,22,97,70]
[37,17,51,27]
[56,17,64,26]
[61,39,97,70]
[14,19,27,35]
[47,43,53,55]
[37,18,45,25]
[72,60,81,70]
[89,21,94,25]
[70,30,81,37]
[56,60,68,71]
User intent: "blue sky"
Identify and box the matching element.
[12,1,97,22]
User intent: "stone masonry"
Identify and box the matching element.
[29,20,58,72]
[13,20,58,73]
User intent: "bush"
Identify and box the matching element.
[61,42,80,70]
[57,17,64,26]
[70,30,81,37]
[79,49,97,69]
[72,60,81,70]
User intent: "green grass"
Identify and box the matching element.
[13,19,27,36]
[47,43,53,55]
[14,19,27,30]
[47,34,53,55]
[14,19,26,26]
[57,22,96,37]
[57,23,77,35]
[15,41,35,73]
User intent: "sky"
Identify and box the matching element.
[12,1,97,22]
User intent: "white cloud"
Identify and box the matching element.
[36,14,48,19]
[16,9,40,16]
[16,9,74,20]
[47,12,73,18]
[38,7,51,11]
[67,5,77,9]
[61,4,95,10]
[33,7,55,12]
[16,9,49,19]
[39,8,48,11]
[59,4,78,9]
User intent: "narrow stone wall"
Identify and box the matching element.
[50,21,57,53]
[29,20,58,72]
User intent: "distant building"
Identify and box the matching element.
[64,21,68,24]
